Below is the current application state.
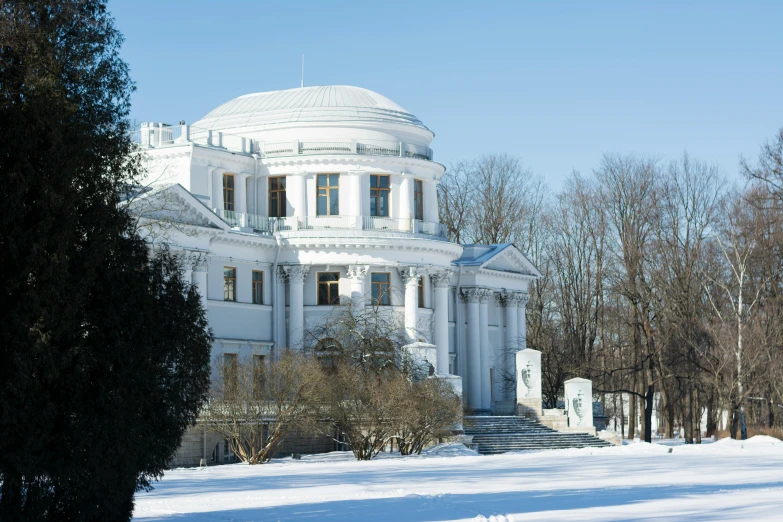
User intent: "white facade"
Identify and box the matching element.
[134,85,541,413]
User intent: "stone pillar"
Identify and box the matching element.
[281,265,309,349]
[192,254,209,310]
[462,288,483,411]
[235,173,250,215]
[516,349,542,419]
[211,168,223,210]
[430,269,453,374]
[503,293,519,400]
[400,176,412,225]
[478,288,492,410]
[565,377,594,430]
[276,266,288,349]
[346,265,368,316]
[398,266,422,343]
[517,292,530,350]
[426,179,439,223]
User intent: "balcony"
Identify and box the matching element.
[212,209,449,241]
[131,123,434,161]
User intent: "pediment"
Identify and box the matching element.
[129,183,230,231]
[481,245,541,278]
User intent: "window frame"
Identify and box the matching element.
[268,176,287,218]
[223,173,235,212]
[317,272,341,305]
[414,179,424,221]
[371,272,391,306]
[223,266,237,302]
[316,173,340,216]
[370,174,390,217]
[252,270,264,305]
[418,276,425,308]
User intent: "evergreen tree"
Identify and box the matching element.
[0,1,212,520]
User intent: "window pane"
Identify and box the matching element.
[379,191,389,216]
[330,174,339,186]
[330,188,339,215]
[371,273,389,283]
[380,176,389,188]
[329,285,339,304]
[224,267,235,278]
[370,195,377,216]
[253,271,263,281]
[371,175,378,188]
[319,273,339,282]
[317,174,327,187]
[318,284,328,305]
[317,194,327,216]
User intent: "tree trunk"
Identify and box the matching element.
[706,393,717,438]
[644,384,653,443]
[0,469,23,518]
[628,391,636,439]
[685,386,694,444]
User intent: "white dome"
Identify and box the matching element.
[193,85,428,133]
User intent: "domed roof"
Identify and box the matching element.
[193,85,428,132]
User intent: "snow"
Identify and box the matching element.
[133,437,783,521]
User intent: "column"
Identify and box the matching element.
[504,293,520,401]
[348,171,364,229]
[398,266,422,343]
[282,265,309,349]
[276,266,288,349]
[517,292,530,351]
[211,168,223,210]
[235,173,250,214]
[192,254,209,310]
[431,269,453,374]
[462,288,482,411]
[478,288,492,410]
[400,176,412,227]
[426,179,439,223]
[346,265,368,316]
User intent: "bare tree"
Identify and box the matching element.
[203,350,322,464]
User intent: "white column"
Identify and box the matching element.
[282,265,309,349]
[276,266,288,349]
[211,168,223,210]
[431,270,453,374]
[235,173,250,214]
[400,176,412,222]
[349,171,364,229]
[346,265,368,316]
[192,254,209,310]
[504,293,520,401]
[479,288,492,410]
[398,266,422,343]
[463,289,482,411]
[518,292,530,350]
[426,179,439,223]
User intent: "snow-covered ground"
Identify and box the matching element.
[133,436,783,521]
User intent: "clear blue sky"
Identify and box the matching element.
[111,0,782,189]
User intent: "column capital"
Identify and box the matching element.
[345,264,369,281]
[190,252,209,272]
[503,291,529,307]
[461,287,491,304]
[280,265,310,283]
[430,269,454,288]
[397,265,424,285]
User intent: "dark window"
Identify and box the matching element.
[315,338,342,372]
[418,276,424,308]
[318,272,340,305]
[224,267,236,301]
[223,353,238,399]
[252,270,264,304]
[371,273,391,306]
[414,179,424,220]
[317,174,340,216]
[370,175,390,217]
[252,354,265,399]
[223,174,235,211]
[269,176,286,217]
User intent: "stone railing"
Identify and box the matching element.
[130,123,434,161]
[212,210,449,240]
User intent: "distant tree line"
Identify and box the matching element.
[439,135,783,443]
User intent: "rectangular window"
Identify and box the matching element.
[370,175,390,217]
[318,272,340,305]
[371,273,391,306]
[252,270,264,305]
[414,179,424,221]
[418,276,424,308]
[317,174,340,216]
[223,173,235,211]
[223,353,238,400]
[269,176,287,217]
[253,354,265,399]
[224,267,236,302]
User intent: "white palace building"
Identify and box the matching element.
[134,85,544,463]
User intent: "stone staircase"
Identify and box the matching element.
[464,415,613,454]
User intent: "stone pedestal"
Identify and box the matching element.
[565,377,594,429]
[403,341,436,380]
[516,349,542,418]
